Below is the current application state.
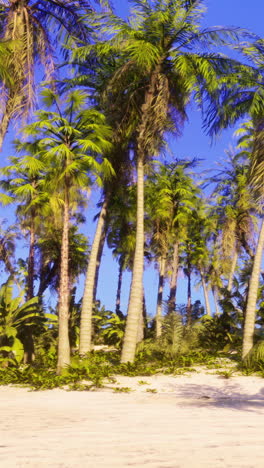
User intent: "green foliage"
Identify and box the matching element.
[114,386,132,393]
[137,380,150,385]
[0,281,43,366]
[198,313,241,353]
[215,369,235,379]
[242,341,264,373]
[146,388,157,393]
[0,352,115,390]
[92,304,126,348]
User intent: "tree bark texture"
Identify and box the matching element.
[168,241,179,313]
[22,215,35,364]
[57,188,71,373]
[79,197,108,354]
[92,225,107,302]
[227,250,238,292]
[201,271,212,316]
[156,256,166,338]
[121,156,145,362]
[212,287,220,316]
[0,109,11,151]
[115,259,124,315]
[186,266,192,326]
[242,219,264,359]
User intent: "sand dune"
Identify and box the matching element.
[0,371,264,467]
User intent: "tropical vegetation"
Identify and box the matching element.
[0,0,263,386]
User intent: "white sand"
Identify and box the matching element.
[1,370,264,467]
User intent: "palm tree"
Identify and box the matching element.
[0,146,47,301]
[84,0,246,362]
[0,219,19,280]
[0,0,97,149]
[79,145,131,354]
[36,225,89,302]
[0,146,48,362]
[242,219,264,358]
[25,88,112,373]
[241,120,264,358]
[211,154,256,292]
[145,161,199,335]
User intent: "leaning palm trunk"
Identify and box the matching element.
[242,219,264,359]
[0,111,11,151]
[156,256,166,338]
[57,187,71,373]
[121,156,145,362]
[116,259,124,315]
[79,196,109,354]
[201,270,212,316]
[168,241,179,313]
[227,250,238,292]
[92,225,107,302]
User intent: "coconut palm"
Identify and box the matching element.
[24,88,112,372]
[79,143,132,354]
[0,0,99,149]
[211,153,256,292]
[0,147,48,300]
[82,0,246,362]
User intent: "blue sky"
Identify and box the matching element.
[0,0,263,316]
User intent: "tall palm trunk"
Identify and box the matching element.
[0,111,11,151]
[121,156,145,362]
[79,196,109,354]
[168,241,179,313]
[121,63,160,363]
[93,225,107,302]
[57,186,71,373]
[22,213,36,364]
[212,286,220,316]
[156,256,166,338]
[116,258,124,315]
[26,214,35,301]
[227,250,238,292]
[242,219,264,359]
[186,264,192,326]
[201,270,211,316]
[142,288,148,339]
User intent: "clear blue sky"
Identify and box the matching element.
[0,0,263,316]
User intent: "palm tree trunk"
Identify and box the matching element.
[57,187,71,373]
[0,108,11,151]
[186,266,192,326]
[93,225,107,302]
[116,259,124,315]
[201,270,212,316]
[227,250,238,292]
[168,241,179,313]
[137,300,144,344]
[212,286,220,316]
[242,219,264,359]
[142,288,148,339]
[26,215,35,301]
[79,196,108,354]
[121,156,144,362]
[156,256,166,338]
[23,214,35,364]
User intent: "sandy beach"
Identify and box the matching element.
[1,371,264,467]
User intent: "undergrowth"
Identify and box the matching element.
[0,345,241,390]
